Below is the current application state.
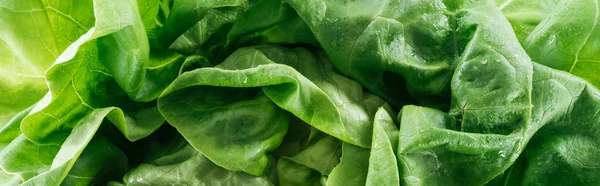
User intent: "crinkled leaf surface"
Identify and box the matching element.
[488,64,600,185]
[1,0,599,185]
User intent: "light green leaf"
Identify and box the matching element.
[326,143,369,186]
[0,0,95,125]
[21,0,170,143]
[366,107,399,186]
[495,0,561,42]
[0,106,32,150]
[520,0,600,88]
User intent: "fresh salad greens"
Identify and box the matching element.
[1,0,599,185]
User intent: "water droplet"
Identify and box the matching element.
[548,34,556,46]
[481,59,488,64]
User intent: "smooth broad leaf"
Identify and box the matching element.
[138,49,187,101]
[159,46,386,148]
[495,0,562,42]
[0,135,63,183]
[483,61,600,186]
[519,0,600,88]
[497,0,600,89]
[122,144,274,186]
[0,0,95,125]
[159,89,289,176]
[0,106,32,151]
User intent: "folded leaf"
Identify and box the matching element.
[326,143,370,186]
[274,118,342,175]
[1,107,131,185]
[122,142,274,185]
[160,89,289,176]
[21,0,172,143]
[397,106,520,186]
[159,46,386,148]
[226,0,318,49]
[495,0,562,42]
[366,107,399,186]
[159,0,249,54]
[277,158,321,186]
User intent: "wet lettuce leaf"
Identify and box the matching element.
[2,0,599,185]
[498,0,600,88]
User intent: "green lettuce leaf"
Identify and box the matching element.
[0,0,95,125]
[1,107,131,185]
[327,106,400,186]
[495,0,562,42]
[225,0,318,49]
[277,158,321,186]
[159,46,386,149]
[274,118,342,176]
[20,0,175,144]
[522,0,600,88]
[120,131,273,186]
[366,107,399,186]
